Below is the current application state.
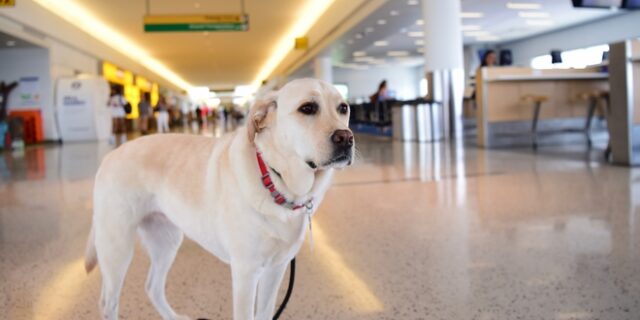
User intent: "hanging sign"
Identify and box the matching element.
[0,0,15,7]
[144,14,249,32]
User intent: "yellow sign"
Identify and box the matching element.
[0,0,15,7]
[295,37,308,50]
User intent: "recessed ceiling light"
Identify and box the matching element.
[526,19,554,26]
[518,11,550,18]
[476,35,501,42]
[365,27,375,33]
[408,31,424,37]
[387,51,409,57]
[464,30,491,36]
[353,51,367,57]
[407,0,419,5]
[414,39,425,46]
[355,32,364,39]
[354,56,375,62]
[506,2,542,10]
[461,25,482,31]
[377,19,387,25]
[461,12,484,18]
[390,10,399,16]
[374,40,388,46]
[416,19,424,25]
[6,40,16,47]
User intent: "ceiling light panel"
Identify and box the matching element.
[387,51,409,57]
[461,12,484,18]
[408,31,424,37]
[374,40,389,46]
[518,11,550,18]
[506,2,542,10]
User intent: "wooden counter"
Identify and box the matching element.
[476,66,609,147]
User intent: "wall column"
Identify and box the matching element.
[422,0,465,139]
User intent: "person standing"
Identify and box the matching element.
[108,87,128,145]
[138,93,151,135]
[369,80,389,104]
[156,96,170,133]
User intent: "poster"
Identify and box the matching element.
[18,76,40,107]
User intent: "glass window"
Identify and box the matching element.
[530,44,609,69]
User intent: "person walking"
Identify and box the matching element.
[156,96,170,133]
[108,87,128,145]
[138,93,151,135]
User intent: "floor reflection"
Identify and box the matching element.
[1,132,640,319]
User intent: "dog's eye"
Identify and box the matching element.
[337,103,349,115]
[298,102,318,115]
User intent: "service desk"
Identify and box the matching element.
[476,67,609,147]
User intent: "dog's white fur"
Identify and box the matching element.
[85,78,353,320]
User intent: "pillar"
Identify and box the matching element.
[422,0,465,139]
[314,56,333,84]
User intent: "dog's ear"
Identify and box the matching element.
[247,92,277,143]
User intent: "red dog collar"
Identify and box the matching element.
[256,150,313,211]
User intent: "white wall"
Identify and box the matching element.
[0,48,57,140]
[333,65,421,102]
[499,11,640,66]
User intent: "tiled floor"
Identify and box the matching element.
[1,132,639,320]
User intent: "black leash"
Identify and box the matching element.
[273,258,296,320]
[197,258,296,320]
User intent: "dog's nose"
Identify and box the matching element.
[331,130,354,147]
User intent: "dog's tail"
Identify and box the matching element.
[84,225,98,274]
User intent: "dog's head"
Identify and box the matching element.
[248,78,354,195]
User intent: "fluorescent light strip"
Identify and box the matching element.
[476,35,501,42]
[352,51,367,57]
[519,11,551,18]
[461,12,484,18]
[251,0,335,90]
[34,0,193,91]
[374,40,389,46]
[408,31,424,38]
[506,2,542,10]
[387,51,409,57]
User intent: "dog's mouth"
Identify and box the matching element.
[321,154,352,168]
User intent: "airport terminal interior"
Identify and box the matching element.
[1,0,640,319]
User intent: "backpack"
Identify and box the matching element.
[123,102,132,114]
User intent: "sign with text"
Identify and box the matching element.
[0,0,15,7]
[144,14,249,32]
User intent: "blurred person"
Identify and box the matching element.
[369,80,389,104]
[472,50,498,100]
[138,93,151,135]
[108,86,127,144]
[480,49,497,68]
[156,96,170,133]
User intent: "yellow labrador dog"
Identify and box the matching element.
[84,78,354,320]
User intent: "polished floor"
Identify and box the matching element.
[1,129,639,320]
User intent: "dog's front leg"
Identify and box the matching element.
[231,263,261,320]
[255,262,289,320]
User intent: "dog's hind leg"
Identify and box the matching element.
[94,211,137,320]
[138,213,188,320]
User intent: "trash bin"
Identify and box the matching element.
[416,102,444,142]
[392,103,417,141]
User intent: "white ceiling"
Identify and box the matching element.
[330,0,622,69]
